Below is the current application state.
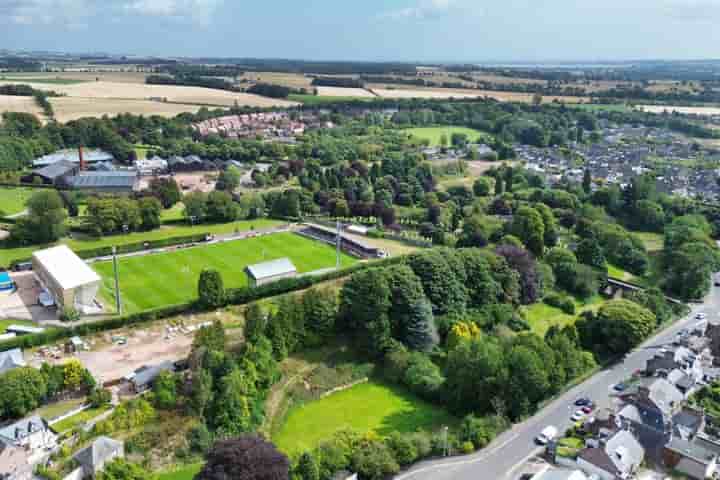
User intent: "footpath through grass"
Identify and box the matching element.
[273,380,456,457]
[93,232,356,313]
[0,218,284,267]
[405,126,489,146]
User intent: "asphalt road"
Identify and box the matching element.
[396,285,720,480]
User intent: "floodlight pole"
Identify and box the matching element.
[112,246,122,315]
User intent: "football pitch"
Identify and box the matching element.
[93,232,356,313]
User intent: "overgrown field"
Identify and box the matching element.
[93,232,356,313]
[405,126,489,146]
[523,294,605,337]
[273,381,456,457]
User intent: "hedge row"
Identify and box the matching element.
[7,233,210,268]
[0,256,405,351]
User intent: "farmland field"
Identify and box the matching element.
[316,86,376,97]
[50,97,208,122]
[93,232,357,313]
[0,95,43,118]
[405,126,488,146]
[639,105,720,116]
[288,94,375,105]
[0,71,148,84]
[370,86,584,103]
[273,381,456,456]
[0,187,36,216]
[241,72,312,89]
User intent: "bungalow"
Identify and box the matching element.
[0,348,25,375]
[576,430,644,480]
[74,436,124,479]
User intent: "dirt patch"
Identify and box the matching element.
[138,172,217,193]
[316,86,376,97]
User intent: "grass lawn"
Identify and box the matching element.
[51,404,110,433]
[35,398,85,421]
[288,94,375,105]
[523,294,605,337]
[405,126,489,146]
[0,218,285,267]
[273,381,456,457]
[0,319,37,334]
[0,187,36,217]
[93,232,357,313]
[160,203,186,222]
[156,464,203,480]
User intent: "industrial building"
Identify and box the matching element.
[244,258,297,288]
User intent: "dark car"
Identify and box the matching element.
[613,383,627,392]
[574,397,591,406]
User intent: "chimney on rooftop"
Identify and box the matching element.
[78,146,85,171]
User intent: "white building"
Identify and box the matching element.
[32,246,101,313]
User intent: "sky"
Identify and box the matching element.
[1,0,720,62]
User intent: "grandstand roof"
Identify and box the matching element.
[244,258,297,281]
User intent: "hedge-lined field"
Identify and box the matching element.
[274,381,456,457]
[0,186,35,216]
[94,233,356,313]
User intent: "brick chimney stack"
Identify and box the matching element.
[78,146,85,171]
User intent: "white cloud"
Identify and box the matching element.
[379,0,460,20]
[0,0,224,25]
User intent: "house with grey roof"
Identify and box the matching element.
[617,378,684,459]
[0,348,25,375]
[576,429,644,480]
[244,258,297,288]
[663,436,718,480]
[0,416,56,456]
[74,436,124,478]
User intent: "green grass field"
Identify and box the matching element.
[405,126,489,146]
[0,319,37,334]
[0,187,36,217]
[156,464,203,480]
[273,381,456,457]
[523,294,605,337]
[0,218,284,267]
[0,76,86,85]
[93,232,356,313]
[51,404,110,433]
[288,94,375,105]
[633,231,664,252]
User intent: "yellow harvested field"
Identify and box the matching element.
[639,105,720,116]
[1,71,148,84]
[371,86,583,103]
[50,97,209,122]
[0,80,299,108]
[0,95,43,117]
[316,86,376,97]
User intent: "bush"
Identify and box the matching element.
[544,293,576,314]
[59,306,80,322]
[461,441,475,454]
[89,388,112,408]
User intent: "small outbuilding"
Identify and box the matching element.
[0,348,25,375]
[244,258,297,288]
[129,360,175,393]
[32,245,101,312]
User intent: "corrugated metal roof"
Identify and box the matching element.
[244,258,297,280]
[33,149,113,167]
[32,160,76,180]
[68,172,138,189]
[0,348,25,375]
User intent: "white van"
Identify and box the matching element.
[535,425,558,445]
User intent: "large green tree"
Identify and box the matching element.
[11,190,67,244]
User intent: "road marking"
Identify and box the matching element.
[394,433,523,480]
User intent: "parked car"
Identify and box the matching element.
[535,425,558,445]
[613,383,627,392]
[696,313,706,320]
[574,397,591,407]
[581,405,595,414]
[571,410,586,422]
